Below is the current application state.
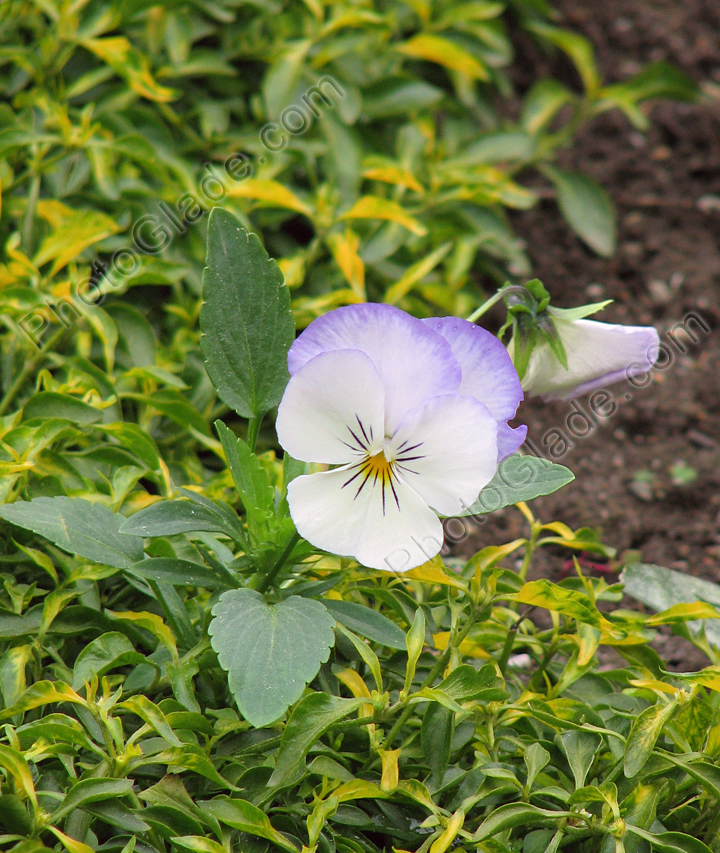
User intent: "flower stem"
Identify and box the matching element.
[246,416,261,452]
[381,606,477,750]
[466,285,528,324]
[255,531,301,594]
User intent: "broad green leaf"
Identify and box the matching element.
[524,743,550,791]
[450,131,536,166]
[127,389,210,437]
[624,700,678,778]
[200,796,299,852]
[53,778,134,822]
[438,664,506,702]
[555,730,602,790]
[270,692,365,786]
[170,838,225,853]
[601,62,697,129]
[625,827,713,853]
[120,500,236,539]
[362,77,443,118]
[457,455,574,516]
[72,632,146,689]
[323,599,406,649]
[397,34,489,80]
[262,38,312,119]
[215,421,274,528]
[520,79,573,134]
[473,803,572,841]
[209,590,336,727]
[119,695,182,746]
[200,210,295,420]
[421,702,454,785]
[149,744,236,789]
[0,497,144,568]
[547,168,617,257]
[528,23,600,95]
[129,558,232,589]
[340,196,427,236]
[22,393,103,425]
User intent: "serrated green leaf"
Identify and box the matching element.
[209,589,336,727]
[200,210,295,420]
[0,497,144,568]
[458,454,574,517]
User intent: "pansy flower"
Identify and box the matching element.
[276,304,525,572]
[516,316,660,401]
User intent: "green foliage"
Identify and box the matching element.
[0,2,713,851]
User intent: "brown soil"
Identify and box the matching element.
[456,0,720,668]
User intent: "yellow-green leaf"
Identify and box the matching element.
[82,37,177,102]
[384,242,452,304]
[228,179,313,217]
[362,165,424,194]
[340,196,427,236]
[325,229,365,299]
[645,601,720,626]
[33,207,119,276]
[0,744,38,809]
[0,681,86,720]
[397,34,489,80]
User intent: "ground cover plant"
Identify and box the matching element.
[2,0,720,851]
[2,209,720,853]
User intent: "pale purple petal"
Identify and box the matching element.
[276,349,385,465]
[288,304,461,434]
[422,317,524,422]
[389,394,498,516]
[287,469,444,572]
[521,318,660,401]
[496,423,528,462]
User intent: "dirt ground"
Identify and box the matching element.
[457,0,720,666]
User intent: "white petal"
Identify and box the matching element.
[423,317,524,421]
[276,349,385,464]
[288,304,461,434]
[520,318,660,401]
[287,469,444,572]
[389,395,498,517]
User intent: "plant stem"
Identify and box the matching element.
[256,531,301,594]
[466,285,528,324]
[246,416,261,452]
[0,324,68,416]
[381,607,477,750]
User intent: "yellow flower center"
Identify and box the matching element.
[361,450,395,486]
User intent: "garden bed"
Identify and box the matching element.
[467,0,720,598]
